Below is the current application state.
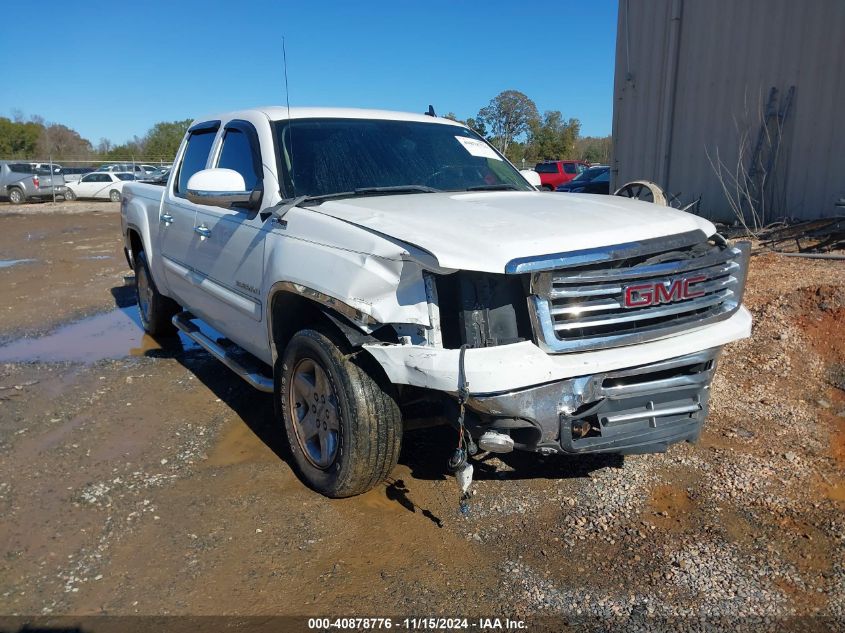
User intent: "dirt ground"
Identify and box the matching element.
[0,202,843,631]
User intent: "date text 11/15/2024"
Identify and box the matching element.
[307,617,527,630]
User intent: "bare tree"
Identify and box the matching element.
[706,87,792,234]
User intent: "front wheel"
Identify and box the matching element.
[64,188,76,201]
[277,329,402,498]
[109,189,121,202]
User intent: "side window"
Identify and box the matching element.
[176,128,217,195]
[217,128,260,190]
[81,174,97,183]
[563,163,577,174]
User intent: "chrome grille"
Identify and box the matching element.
[517,233,750,353]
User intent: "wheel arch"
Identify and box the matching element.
[267,284,399,366]
[125,226,144,270]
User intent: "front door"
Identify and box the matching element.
[188,122,267,357]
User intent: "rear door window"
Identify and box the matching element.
[176,127,218,195]
[563,163,577,174]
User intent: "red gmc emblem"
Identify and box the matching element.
[623,275,707,308]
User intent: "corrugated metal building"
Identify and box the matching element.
[611,0,845,222]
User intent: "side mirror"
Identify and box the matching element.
[186,168,260,209]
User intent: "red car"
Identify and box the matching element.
[534,160,590,190]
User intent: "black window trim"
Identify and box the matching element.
[219,119,263,190]
[188,119,221,134]
[174,120,221,199]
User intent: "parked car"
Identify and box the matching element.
[96,163,157,177]
[29,162,63,174]
[65,172,133,201]
[519,169,541,188]
[534,159,590,190]
[121,106,751,498]
[61,166,94,183]
[138,167,171,185]
[0,161,67,204]
[555,165,611,194]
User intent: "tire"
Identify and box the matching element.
[277,329,402,498]
[109,189,121,202]
[64,188,76,201]
[8,187,24,204]
[134,250,178,335]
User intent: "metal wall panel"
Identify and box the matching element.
[612,0,845,221]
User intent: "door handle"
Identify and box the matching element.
[194,225,212,240]
[160,213,173,225]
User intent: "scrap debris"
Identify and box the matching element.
[719,216,845,258]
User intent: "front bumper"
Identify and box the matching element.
[363,306,751,394]
[467,348,718,455]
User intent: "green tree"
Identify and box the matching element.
[476,90,538,156]
[575,135,612,164]
[143,119,192,160]
[465,116,488,138]
[0,117,42,157]
[527,111,581,161]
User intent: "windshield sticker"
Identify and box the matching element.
[454,136,502,161]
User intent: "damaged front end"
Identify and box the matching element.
[363,230,750,459]
[464,348,719,456]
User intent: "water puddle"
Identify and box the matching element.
[0,307,199,364]
[0,258,36,269]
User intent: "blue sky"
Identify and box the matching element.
[0,0,618,145]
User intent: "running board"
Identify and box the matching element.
[171,311,274,393]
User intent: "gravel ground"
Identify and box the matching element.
[0,208,842,632]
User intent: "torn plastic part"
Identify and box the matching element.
[361,306,752,393]
[456,462,474,516]
[423,272,443,348]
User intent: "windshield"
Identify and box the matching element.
[572,166,608,182]
[273,118,531,198]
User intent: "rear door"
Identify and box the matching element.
[159,121,220,307]
[75,173,107,197]
[188,119,267,354]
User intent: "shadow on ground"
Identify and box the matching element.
[111,284,621,501]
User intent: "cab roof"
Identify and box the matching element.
[198,106,466,127]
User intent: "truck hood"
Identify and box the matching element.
[309,191,717,273]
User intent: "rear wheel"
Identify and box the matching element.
[134,250,178,335]
[277,329,402,498]
[8,187,24,204]
[109,189,121,202]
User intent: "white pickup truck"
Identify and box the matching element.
[121,107,751,498]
